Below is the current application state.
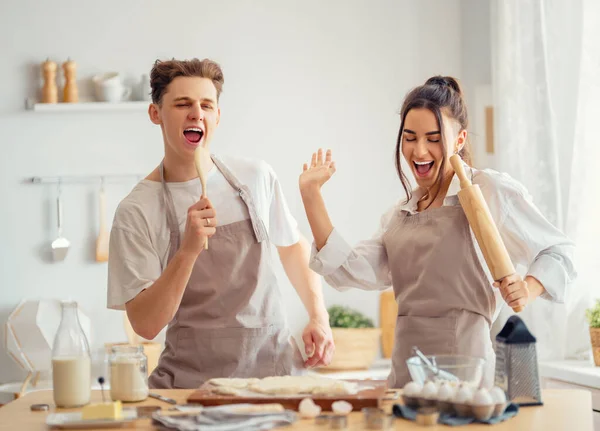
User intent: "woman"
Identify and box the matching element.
[298,76,576,388]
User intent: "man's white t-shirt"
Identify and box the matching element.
[107,155,299,310]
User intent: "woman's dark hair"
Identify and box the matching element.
[394,76,471,208]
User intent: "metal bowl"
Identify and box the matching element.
[406,354,485,387]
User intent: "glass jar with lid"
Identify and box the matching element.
[108,345,148,402]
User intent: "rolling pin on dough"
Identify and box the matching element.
[449,154,524,313]
[194,147,209,250]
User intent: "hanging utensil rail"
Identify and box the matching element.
[26,174,143,185]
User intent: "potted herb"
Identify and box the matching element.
[325,305,381,370]
[586,300,600,366]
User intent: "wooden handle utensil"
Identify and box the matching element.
[449,154,523,313]
[95,184,109,262]
[194,147,209,250]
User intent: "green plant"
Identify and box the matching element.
[328,305,375,328]
[586,300,600,328]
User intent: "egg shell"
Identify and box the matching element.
[332,400,352,415]
[437,384,456,401]
[492,402,508,417]
[422,381,438,399]
[472,404,495,421]
[472,388,494,406]
[490,387,507,404]
[454,386,473,404]
[403,381,422,397]
[299,398,322,418]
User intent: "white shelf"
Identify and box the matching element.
[25,98,149,112]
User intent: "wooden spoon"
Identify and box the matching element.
[194,147,209,250]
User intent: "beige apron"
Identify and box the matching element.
[383,198,496,388]
[149,155,301,389]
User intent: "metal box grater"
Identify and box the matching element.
[494,315,543,406]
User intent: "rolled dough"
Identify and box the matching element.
[212,386,243,396]
[248,376,358,396]
[208,375,359,396]
[208,378,260,389]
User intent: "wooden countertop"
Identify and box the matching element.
[0,388,592,430]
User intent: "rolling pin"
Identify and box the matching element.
[449,154,523,313]
[194,147,209,250]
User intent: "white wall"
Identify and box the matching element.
[460,0,492,168]
[0,0,466,385]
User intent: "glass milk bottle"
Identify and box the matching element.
[109,345,148,402]
[51,301,91,407]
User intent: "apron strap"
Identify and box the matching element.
[211,154,268,243]
[159,162,182,263]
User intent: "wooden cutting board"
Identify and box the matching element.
[187,379,389,410]
[380,289,397,358]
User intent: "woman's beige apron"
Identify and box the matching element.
[383,199,496,388]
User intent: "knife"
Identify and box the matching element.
[148,393,177,405]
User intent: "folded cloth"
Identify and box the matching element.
[392,403,519,426]
[152,404,298,431]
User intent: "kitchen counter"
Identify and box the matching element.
[539,359,600,389]
[0,388,592,430]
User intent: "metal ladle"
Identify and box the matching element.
[51,179,70,261]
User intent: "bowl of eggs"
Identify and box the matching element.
[402,380,508,421]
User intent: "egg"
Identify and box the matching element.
[490,386,507,404]
[422,381,438,399]
[472,388,494,406]
[443,380,460,392]
[437,383,457,401]
[453,385,473,404]
[402,381,422,397]
[299,398,321,418]
[332,400,352,415]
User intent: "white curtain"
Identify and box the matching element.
[491,0,600,361]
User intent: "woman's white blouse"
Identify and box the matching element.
[309,163,577,322]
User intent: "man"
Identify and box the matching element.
[107,58,334,389]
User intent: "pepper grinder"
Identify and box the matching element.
[62,58,79,103]
[41,59,58,103]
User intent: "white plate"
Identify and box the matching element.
[46,408,137,429]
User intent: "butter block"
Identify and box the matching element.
[81,400,123,420]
